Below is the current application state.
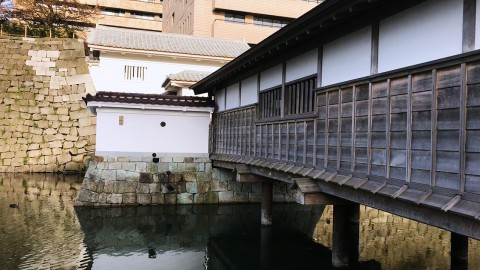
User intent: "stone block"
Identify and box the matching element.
[122,162,136,171]
[126,171,140,181]
[249,193,262,203]
[107,194,122,204]
[77,189,98,203]
[123,181,137,193]
[149,183,162,193]
[101,170,116,181]
[123,193,137,204]
[164,194,176,204]
[218,191,234,203]
[135,162,146,172]
[137,183,150,194]
[170,173,183,183]
[103,181,114,193]
[204,191,219,204]
[113,181,126,193]
[194,194,204,204]
[56,153,72,164]
[78,126,95,136]
[65,162,80,171]
[211,180,228,192]
[160,157,172,162]
[197,181,210,194]
[168,162,178,172]
[186,182,197,193]
[117,157,129,162]
[183,171,197,182]
[151,193,164,204]
[252,183,262,194]
[116,169,126,181]
[185,163,198,172]
[177,193,193,204]
[137,194,151,205]
[241,183,252,193]
[66,74,92,85]
[172,157,183,162]
[108,162,122,170]
[139,172,153,183]
[233,192,249,203]
[228,181,242,192]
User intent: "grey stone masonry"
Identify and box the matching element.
[74,155,295,206]
[0,37,96,173]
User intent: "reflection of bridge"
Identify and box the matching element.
[191,0,480,268]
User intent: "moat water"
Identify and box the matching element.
[0,174,479,270]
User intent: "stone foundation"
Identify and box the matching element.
[74,155,295,206]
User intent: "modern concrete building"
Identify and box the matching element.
[80,0,164,31]
[162,0,321,44]
[80,0,320,44]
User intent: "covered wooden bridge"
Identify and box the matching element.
[192,0,480,268]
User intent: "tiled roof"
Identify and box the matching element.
[88,25,250,58]
[167,70,212,82]
[83,92,215,108]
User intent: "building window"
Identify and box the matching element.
[101,8,125,17]
[225,13,245,24]
[130,11,155,20]
[254,16,290,28]
[124,66,147,81]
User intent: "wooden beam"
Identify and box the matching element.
[463,0,476,53]
[295,189,352,205]
[293,178,321,193]
[237,173,265,183]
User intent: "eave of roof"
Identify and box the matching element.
[83,92,215,108]
[192,0,427,94]
[88,25,250,59]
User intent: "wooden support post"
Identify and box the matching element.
[261,180,273,226]
[451,233,468,270]
[332,204,359,269]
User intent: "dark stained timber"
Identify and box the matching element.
[210,53,480,208]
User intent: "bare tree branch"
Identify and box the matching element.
[12,0,98,30]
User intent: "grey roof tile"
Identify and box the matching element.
[88,25,250,58]
[167,70,212,82]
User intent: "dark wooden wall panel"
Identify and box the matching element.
[210,55,480,197]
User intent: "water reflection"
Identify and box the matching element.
[75,204,329,270]
[0,173,479,270]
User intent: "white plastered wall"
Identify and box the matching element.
[286,49,318,83]
[95,108,211,154]
[225,83,240,110]
[260,64,282,90]
[378,0,463,72]
[89,54,219,94]
[322,26,372,86]
[241,75,258,106]
[216,88,226,111]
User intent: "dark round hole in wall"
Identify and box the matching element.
[160,122,166,127]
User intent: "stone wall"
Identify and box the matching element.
[74,155,296,206]
[0,37,96,173]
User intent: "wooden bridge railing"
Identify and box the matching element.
[211,52,480,197]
